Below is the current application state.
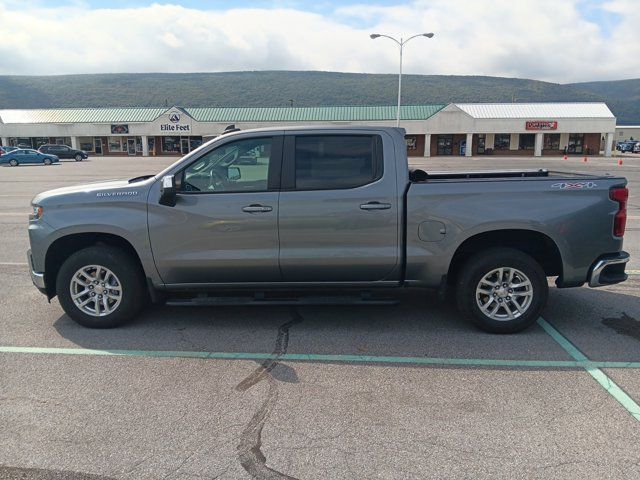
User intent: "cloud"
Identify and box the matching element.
[0,0,637,82]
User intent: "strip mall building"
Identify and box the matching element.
[0,102,616,157]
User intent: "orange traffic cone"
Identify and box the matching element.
[583,156,588,162]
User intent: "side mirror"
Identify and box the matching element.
[159,175,177,206]
[228,166,241,181]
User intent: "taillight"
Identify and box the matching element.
[610,187,628,237]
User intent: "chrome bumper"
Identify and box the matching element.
[27,249,46,290]
[588,252,630,287]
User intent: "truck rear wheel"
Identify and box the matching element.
[455,248,548,333]
[56,246,145,328]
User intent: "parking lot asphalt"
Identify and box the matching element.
[1,155,639,479]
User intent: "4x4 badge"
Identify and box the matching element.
[551,182,597,190]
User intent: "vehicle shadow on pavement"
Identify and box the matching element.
[50,286,640,364]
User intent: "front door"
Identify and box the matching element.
[437,135,453,155]
[127,138,136,155]
[94,138,103,155]
[278,133,400,282]
[148,135,283,285]
[180,138,190,155]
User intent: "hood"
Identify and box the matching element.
[32,178,152,205]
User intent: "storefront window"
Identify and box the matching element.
[519,134,535,150]
[405,135,418,151]
[494,134,510,150]
[52,137,72,146]
[108,137,124,152]
[79,137,95,152]
[567,134,584,154]
[543,134,560,150]
[162,136,181,153]
[190,137,203,151]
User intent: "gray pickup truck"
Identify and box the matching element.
[28,126,630,333]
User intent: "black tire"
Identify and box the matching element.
[43,158,52,165]
[455,248,548,333]
[9,159,18,167]
[75,154,83,161]
[56,246,146,328]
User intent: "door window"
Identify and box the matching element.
[293,135,382,190]
[477,134,486,154]
[568,134,584,154]
[180,137,275,193]
[436,135,453,155]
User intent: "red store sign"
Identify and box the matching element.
[526,121,558,130]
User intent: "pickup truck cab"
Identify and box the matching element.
[28,126,630,332]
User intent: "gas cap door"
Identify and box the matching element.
[418,220,446,242]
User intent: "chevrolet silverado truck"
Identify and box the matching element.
[27,126,630,333]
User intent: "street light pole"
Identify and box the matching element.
[370,33,434,127]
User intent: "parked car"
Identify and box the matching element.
[616,141,638,153]
[1,149,59,166]
[38,144,88,161]
[27,126,629,333]
[634,142,640,154]
[0,146,18,155]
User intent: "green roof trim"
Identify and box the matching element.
[186,105,446,122]
[0,105,445,124]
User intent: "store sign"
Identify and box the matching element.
[160,110,191,132]
[111,124,129,134]
[526,121,558,131]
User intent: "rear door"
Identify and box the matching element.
[278,131,400,282]
[58,146,72,158]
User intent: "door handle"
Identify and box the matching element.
[360,202,392,211]
[242,204,273,213]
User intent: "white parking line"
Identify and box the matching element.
[0,262,28,266]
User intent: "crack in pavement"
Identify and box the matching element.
[235,309,303,480]
[0,466,116,480]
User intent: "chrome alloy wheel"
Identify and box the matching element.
[475,267,534,321]
[70,265,122,317]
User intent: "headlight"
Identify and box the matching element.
[30,205,43,220]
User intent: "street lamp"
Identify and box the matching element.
[370,32,434,127]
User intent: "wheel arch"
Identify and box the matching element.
[44,232,144,299]
[447,229,563,285]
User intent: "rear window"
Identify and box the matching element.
[294,135,382,190]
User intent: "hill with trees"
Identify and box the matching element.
[0,71,637,123]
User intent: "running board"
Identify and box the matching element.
[165,293,398,307]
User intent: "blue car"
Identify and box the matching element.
[0,148,59,166]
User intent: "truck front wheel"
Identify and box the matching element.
[456,248,548,333]
[56,246,146,328]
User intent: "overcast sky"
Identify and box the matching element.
[0,0,638,83]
